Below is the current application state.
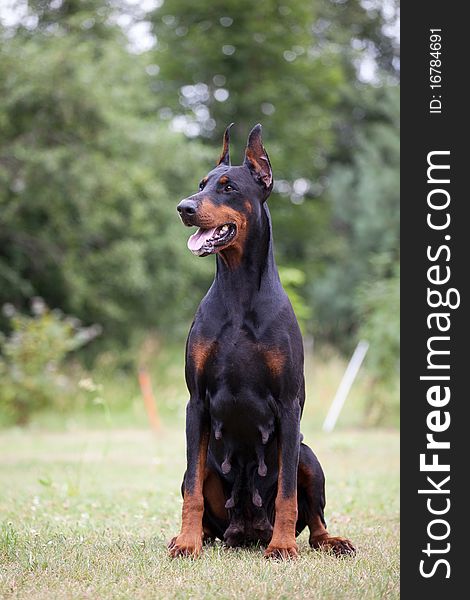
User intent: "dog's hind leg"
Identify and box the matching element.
[297,443,355,556]
[202,467,229,542]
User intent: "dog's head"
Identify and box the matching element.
[177,124,273,258]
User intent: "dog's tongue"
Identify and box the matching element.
[187,227,218,253]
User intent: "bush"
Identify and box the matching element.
[0,24,213,352]
[0,299,100,425]
[278,266,312,334]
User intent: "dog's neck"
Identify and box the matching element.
[215,204,281,303]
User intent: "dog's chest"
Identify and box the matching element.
[207,324,284,386]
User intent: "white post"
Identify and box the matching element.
[322,340,369,432]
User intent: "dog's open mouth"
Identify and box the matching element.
[187,223,237,256]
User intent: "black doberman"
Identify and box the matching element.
[169,124,355,559]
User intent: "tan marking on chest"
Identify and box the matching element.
[261,347,286,377]
[191,340,215,374]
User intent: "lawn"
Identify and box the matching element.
[0,419,399,600]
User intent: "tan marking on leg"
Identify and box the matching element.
[265,453,298,559]
[309,513,329,538]
[169,432,209,558]
[298,462,356,556]
[203,468,228,521]
[308,514,355,556]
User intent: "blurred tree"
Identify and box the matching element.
[0,0,399,367]
[149,0,399,342]
[355,254,400,424]
[0,0,213,349]
[149,0,398,168]
[150,0,341,178]
[311,84,399,347]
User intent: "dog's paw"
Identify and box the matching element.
[168,533,203,558]
[223,519,245,548]
[309,533,355,556]
[264,540,299,560]
[253,516,273,545]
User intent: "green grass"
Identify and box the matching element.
[0,420,399,599]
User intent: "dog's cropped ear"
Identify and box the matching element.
[244,124,273,194]
[217,123,234,166]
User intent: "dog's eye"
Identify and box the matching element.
[224,184,234,192]
[199,181,206,191]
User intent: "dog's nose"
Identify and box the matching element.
[177,198,198,217]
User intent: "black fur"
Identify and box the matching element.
[171,125,355,558]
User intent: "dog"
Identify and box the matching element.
[169,124,355,559]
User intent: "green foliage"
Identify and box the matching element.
[0,5,214,346]
[151,0,343,175]
[310,85,399,347]
[149,0,398,172]
[356,255,400,424]
[150,0,400,350]
[278,266,311,334]
[0,300,99,424]
[0,0,399,425]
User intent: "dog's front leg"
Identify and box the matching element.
[169,398,209,558]
[265,403,301,559]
